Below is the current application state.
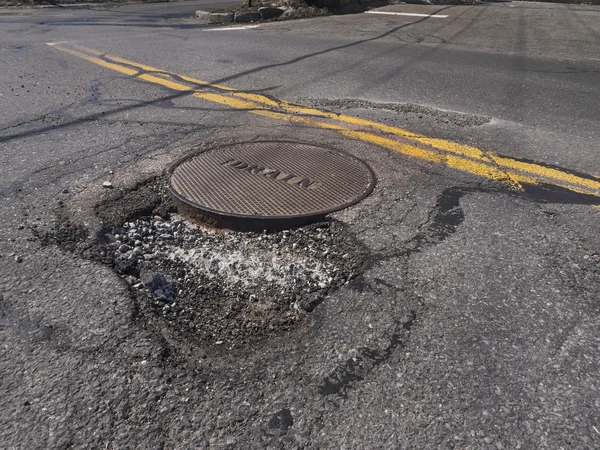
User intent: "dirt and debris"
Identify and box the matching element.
[200,0,485,23]
[38,177,368,349]
[204,0,331,22]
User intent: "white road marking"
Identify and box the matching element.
[206,25,261,31]
[365,11,448,18]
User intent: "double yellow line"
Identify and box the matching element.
[47,42,600,202]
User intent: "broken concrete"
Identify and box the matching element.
[234,11,262,22]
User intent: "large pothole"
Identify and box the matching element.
[46,177,367,348]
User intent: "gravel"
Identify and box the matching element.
[82,206,366,348]
[35,176,367,349]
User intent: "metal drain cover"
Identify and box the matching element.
[169,141,376,228]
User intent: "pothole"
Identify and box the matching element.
[44,177,367,348]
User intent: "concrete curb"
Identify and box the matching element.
[196,7,284,24]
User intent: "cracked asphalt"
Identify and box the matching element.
[1,1,600,448]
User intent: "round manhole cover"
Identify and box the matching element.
[169,141,376,228]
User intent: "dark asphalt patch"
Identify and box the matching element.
[520,182,600,205]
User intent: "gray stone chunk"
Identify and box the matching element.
[195,10,211,20]
[209,12,234,23]
[258,7,284,20]
[234,12,261,23]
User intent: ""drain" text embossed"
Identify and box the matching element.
[221,159,320,190]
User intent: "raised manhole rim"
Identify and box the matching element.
[168,140,377,221]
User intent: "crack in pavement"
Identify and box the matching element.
[301,97,492,128]
[319,311,417,397]
[372,186,469,264]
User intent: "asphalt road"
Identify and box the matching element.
[1,1,600,448]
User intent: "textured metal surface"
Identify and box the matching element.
[169,141,376,219]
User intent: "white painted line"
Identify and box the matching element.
[206,25,261,31]
[365,11,448,18]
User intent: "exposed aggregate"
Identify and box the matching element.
[86,214,366,346]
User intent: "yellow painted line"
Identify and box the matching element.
[46,43,139,77]
[85,50,600,194]
[61,43,237,92]
[46,42,600,200]
[191,92,509,182]
[58,46,600,190]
